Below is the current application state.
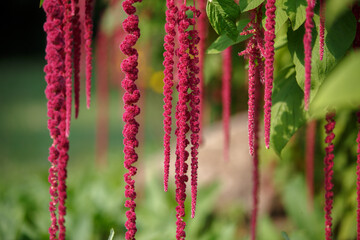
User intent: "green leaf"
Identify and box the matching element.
[311,51,360,114]
[287,11,356,105]
[239,0,265,12]
[282,0,307,30]
[207,19,251,54]
[270,66,308,155]
[108,229,115,240]
[39,0,44,7]
[206,0,240,41]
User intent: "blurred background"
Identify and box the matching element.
[0,0,359,240]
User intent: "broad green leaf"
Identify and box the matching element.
[239,0,265,12]
[287,12,356,105]
[270,66,308,155]
[207,19,251,54]
[282,0,307,30]
[39,0,44,7]
[326,0,357,25]
[206,0,240,41]
[311,51,360,114]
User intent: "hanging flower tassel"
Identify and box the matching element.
[120,0,142,238]
[222,47,232,161]
[163,0,178,192]
[304,0,315,110]
[63,0,73,137]
[264,0,276,148]
[324,112,336,240]
[356,111,360,240]
[175,2,191,238]
[72,0,81,118]
[319,0,325,60]
[85,0,94,109]
[188,5,201,219]
[43,0,66,238]
[198,0,207,144]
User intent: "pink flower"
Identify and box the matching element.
[188,6,201,219]
[163,0,178,192]
[264,0,276,148]
[175,4,191,238]
[303,0,315,110]
[222,47,232,162]
[356,111,360,240]
[120,0,142,239]
[85,0,94,109]
[319,0,326,60]
[324,112,336,240]
[198,0,207,144]
[72,0,81,118]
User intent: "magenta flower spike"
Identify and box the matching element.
[357,111,360,240]
[251,56,261,240]
[319,0,325,60]
[85,0,94,109]
[188,5,201,219]
[175,3,191,238]
[43,0,66,238]
[198,0,207,144]
[264,0,276,148]
[163,0,178,192]
[247,39,257,156]
[120,0,142,239]
[324,112,336,240]
[72,0,81,118]
[222,47,232,162]
[63,0,73,137]
[303,0,315,110]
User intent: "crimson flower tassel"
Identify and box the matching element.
[198,0,207,144]
[324,112,336,240]
[175,3,191,238]
[63,0,73,137]
[120,0,142,238]
[72,0,81,118]
[43,0,66,238]
[305,120,316,208]
[264,0,276,148]
[163,0,178,192]
[304,0,315,110]
[188,6,201,219]
[319,0,325,60]
[356,111,360,240]
[222,47,232,161]
[85,0,94,109]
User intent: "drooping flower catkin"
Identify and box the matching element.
[72,0,81,118]
[319,0,325,60]
[324,112,336,240]
[304,0,315,110]
[198,0,207,143]
[188,5,201,219]
[63,0,73,137]
[43,0,66,238]
[222,47,232,161]
[264,0,276,149]
[163,0,178,192]
[85,0,94,109]
[120,0,142,238]
[356,111,360,240]
[175,3,191,238]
